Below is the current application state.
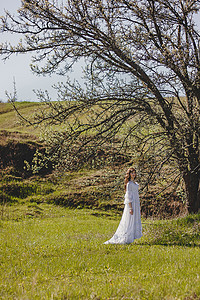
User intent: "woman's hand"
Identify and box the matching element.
[129,208,133,215]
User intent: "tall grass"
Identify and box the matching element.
[0,204,200,299]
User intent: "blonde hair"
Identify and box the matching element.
[124,167,136,191]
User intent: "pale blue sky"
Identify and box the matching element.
[0,0,83,102]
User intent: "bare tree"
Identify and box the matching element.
[0,0,199,212]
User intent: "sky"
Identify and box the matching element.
[0,0,83,102]
[0,1,200,102]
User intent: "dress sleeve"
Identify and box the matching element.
[124,182,133,204]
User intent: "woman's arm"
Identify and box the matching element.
[127,182,133,215]
[128,202,133,215]
[124,182,133,214]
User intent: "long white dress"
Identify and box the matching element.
[104,180,142,244]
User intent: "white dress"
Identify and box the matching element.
[104,181,142,244]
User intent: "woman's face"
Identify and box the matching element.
[130,170,136,180]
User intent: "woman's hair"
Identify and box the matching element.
[124,167,136,191]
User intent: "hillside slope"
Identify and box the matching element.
[0,102,187,218]
[0,102,42,134]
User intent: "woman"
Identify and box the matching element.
[104,167,142,244]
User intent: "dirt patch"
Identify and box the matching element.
[141,191,187,218]
[0,130,52,177]
[0,130,37,145]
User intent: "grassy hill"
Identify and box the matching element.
[0,102,42,134]
[0,101,187,218]
[0,101,50,177]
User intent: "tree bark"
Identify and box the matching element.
[183,172,200,213]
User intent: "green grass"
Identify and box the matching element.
[0,100,199,299]
[0,204,200,299]
[0,102,45,135]
[0,101,90,137]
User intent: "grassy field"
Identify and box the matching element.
[0,203,200,300]
[1,101,200,299]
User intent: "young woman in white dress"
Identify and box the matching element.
[104,167,142,244]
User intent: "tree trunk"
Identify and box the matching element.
[183,172,200,213]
